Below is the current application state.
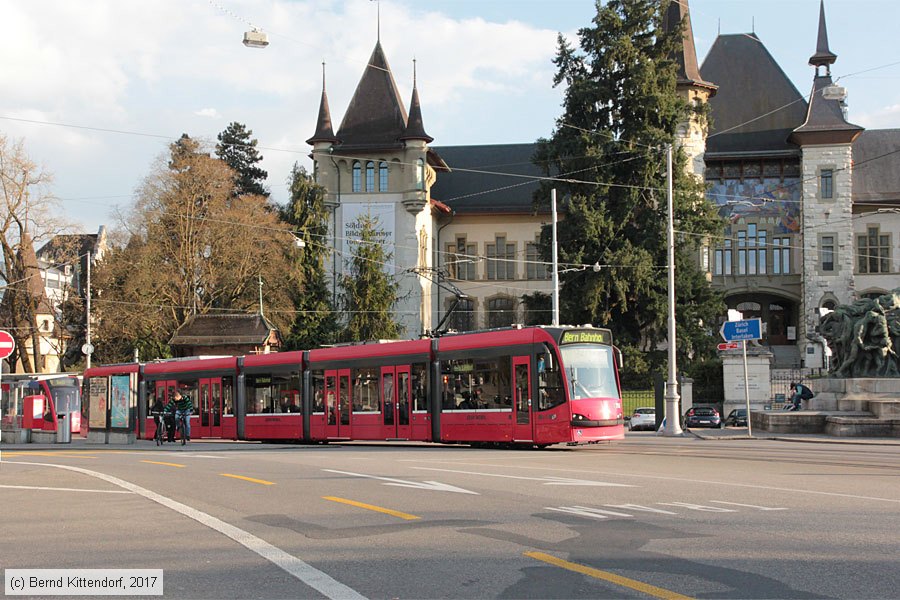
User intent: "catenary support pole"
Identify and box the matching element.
[662,144,683,436]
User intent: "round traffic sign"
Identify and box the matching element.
[82,343,95,355]
[0,330,15,360]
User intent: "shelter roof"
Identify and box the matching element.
[169,313,281,347]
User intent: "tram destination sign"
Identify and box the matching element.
[560,329,612,345]
[719,318,762,342]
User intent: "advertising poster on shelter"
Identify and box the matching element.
[89,376,108,428]
[110,375,130,429]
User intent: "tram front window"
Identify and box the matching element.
[560,345,619,400]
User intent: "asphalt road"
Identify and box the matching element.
[2,435,899,599]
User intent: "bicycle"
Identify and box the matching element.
[151,411,167,446]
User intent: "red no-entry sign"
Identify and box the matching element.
[0,330,15,359]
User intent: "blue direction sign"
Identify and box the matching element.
[720,318,762,342]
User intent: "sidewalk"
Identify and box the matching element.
[684,426,900,446]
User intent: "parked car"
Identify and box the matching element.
[724,408,748,427]
[684,406,722,428]
[628,407,656,431]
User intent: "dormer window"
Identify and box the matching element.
[379,162,388,192]
[352,161,361,192]
[415,158,425,191]
[366,161,375,192]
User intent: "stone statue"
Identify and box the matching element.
[819,288,900,377]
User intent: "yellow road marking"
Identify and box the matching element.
[323,496,420,521]
[221,473,275,485]
[524,551,693,600]
[141,460,186,468]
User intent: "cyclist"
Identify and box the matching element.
[172,389,193,443]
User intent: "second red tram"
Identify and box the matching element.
[83,326,624,447]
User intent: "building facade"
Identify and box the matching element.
[307,2,900,355]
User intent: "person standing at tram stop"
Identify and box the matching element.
[172,389,193,442]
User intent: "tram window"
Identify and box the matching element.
[537,346,565,410]
[353,368,379,413]
[311,371,325,413]
[246,372,301,414]
[560,345,620,400]
[222,377,234,415]
[411,364,427,412]
[440,357,512,411]
[176,380,199,415]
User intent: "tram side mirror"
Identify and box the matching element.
[614,346,623,368]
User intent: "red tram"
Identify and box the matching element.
[82,326,624,447]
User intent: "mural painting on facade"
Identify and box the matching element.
[708,178,801,235]
[819,289,900,378]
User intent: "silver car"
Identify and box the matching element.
[628,407,656,431]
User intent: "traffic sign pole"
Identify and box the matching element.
[0,330,16,413]
[742,339,752,437]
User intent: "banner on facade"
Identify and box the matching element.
[341,203,395,271]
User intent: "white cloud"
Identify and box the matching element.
[195,108,222,119]
[855,103,900,130]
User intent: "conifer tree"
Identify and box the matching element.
[215,122,269,198]
[339,214,401,342]
[279,164,339,349]
[534,0,723,376]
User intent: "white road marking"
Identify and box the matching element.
[411,467,633,487]
[405,460,900,505]
[0,484,132,494]
[709,500,788,511]
[6,462,366,600]
[604,504,678,515]
[547,506,634,519]
[657,502,737,512]
[323,469,478,494]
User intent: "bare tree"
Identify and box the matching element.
[93,135,299,362]
[0,134,71,372]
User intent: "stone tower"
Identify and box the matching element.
[663,0,717,178]
[789,0,863,354]
[307,43,448,339]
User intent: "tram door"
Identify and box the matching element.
[325,369,351,438]
[380,366,411,440]
[513,357,533,442]
[197,378,223,438]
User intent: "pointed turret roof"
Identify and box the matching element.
[791,2,862,146]
[335,41,409,151]
[663,0,717,95]
[306,65,339,145]
[400,65,433,143]
[809,0,837,69]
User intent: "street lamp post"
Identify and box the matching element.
[662,143,683,436]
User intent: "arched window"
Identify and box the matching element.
[352,161,361,192]
[379,161,388,192]
[366,161,375,192]
[415,158,425,191]
[487,297,516,329]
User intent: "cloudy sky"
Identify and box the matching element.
[2,0,898,235]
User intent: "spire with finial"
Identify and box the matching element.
[790,0,861,145]
[306,61,339,145]
[401,58,433,143]
[809,0,837,75]
[662,0,717,95]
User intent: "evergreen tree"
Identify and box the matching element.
[215,122,269,198]
[339,214,401,342]
[534,0,724,374]
[279,163,339,349]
